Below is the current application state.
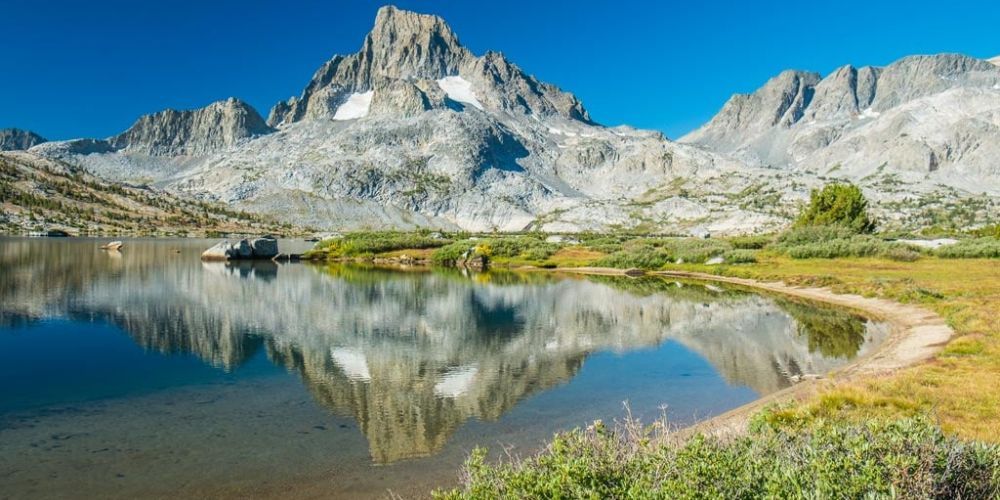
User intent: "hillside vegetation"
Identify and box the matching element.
[0,153,298,236]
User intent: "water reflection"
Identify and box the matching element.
[0,238,886,464]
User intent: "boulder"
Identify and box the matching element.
[251,237,279,258]
[234,239,253,258]
[202,241,235,261]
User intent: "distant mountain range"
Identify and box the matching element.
[2,6,997,234]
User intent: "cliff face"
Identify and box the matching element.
[109,98,273,155]
[683,54,1000,195]
[0,128,47,151]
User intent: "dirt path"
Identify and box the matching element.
[549,267,954,434]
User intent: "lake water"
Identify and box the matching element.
[0,237,889,498]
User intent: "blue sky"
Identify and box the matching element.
[3,0,999,140]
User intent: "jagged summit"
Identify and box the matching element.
[991,55,1000,67]
[266,5,590,127]
[0,128,47,151]
[110,98,272,155]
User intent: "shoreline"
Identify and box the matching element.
[539,266,953,434]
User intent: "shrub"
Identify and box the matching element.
[431,240,477,265]
[795,183,875,233]
[722,249,758,264]
[594,245,674,270]
[936,238,1000,259]
[593,238,732,268]
[728,234,773,250]
[435,416,1000,499]
[773,226,920,260]
[306,231,450,259]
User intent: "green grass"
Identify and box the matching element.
[936,238,1000,258]
[304,231,451,260]
[436,415,1000,499]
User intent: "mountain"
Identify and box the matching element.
[14,7,999,234]
[0,128,47,151]
[109,97,273,155]
[23,6,803,235]
[683,54,1000,197]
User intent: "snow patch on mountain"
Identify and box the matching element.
[333,91,374,120]
[437,76,483,110]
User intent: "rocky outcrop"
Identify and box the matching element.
[0,128,47,151]
[110,98,272,155]
[201,237,279,261]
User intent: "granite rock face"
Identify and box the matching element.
[110,98,273,155]
[0,129,47,151]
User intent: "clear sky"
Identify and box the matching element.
[3,0,999,141]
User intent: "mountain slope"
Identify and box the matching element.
[683,54,1000,195]
[18,9,999,234]
[29,6,798,234]
[0,151,291,235]
[0,128,47,151]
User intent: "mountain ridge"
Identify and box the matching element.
[7,8,998,235]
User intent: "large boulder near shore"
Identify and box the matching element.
[202,241,236,261]
[250,237,278,258]
[234,239,253,258]
[201,238,280,261]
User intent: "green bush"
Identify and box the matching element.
[773,226,920,260]
[936,238,1000,259]
[728,234,773,250]
[722,249,758,264]
[478,236,559,261]
[436,416,1000,499]
[593,238,732,268]
[306,231,450,259]
[431,240,477,265]
[796,183,875,233]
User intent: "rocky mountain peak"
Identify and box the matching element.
[110,98,272,156]
[0,128,47,151]
[361,5,470,82]
[990,55,1000,67]
[266,6,590,128]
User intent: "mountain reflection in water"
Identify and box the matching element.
[0,238,887,464]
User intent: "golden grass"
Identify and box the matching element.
[690,254,1000,441]
[545,247,606,267]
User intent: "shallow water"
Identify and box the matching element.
[0,237,888,498]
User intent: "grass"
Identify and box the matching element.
[303,231,451,260]
[436,414,1000,499]
[712,255,1000,441]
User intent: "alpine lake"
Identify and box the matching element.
[0,237,889,498]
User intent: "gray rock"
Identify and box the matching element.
[110,98,272,155]
[251,237,279,258]
[0,129,47,151]
[234,239,253,259]
[201,241,235,261]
